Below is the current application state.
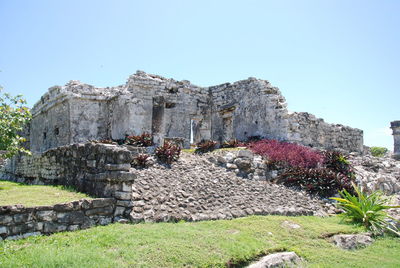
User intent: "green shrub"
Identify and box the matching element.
[370,147,388,157]
[331,182,400,236]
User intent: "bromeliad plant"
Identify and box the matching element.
[331,182,400,236]
[125,132,153,147]
[155,142,181,164]
[132,154,150,168]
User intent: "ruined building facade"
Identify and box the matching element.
[28,71,364,153]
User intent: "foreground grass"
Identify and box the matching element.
[0,215,398,267]
[0,180,92,207]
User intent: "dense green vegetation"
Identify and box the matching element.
[0,88,31,158]
[0,215,399,267]
[370,147,389,157]
[0,180,92,207]
[332,183,400,236]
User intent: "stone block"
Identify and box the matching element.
[13,213,33,223]
[237,149,254,159]
[0,226,8,235]
[247,252,301,268]
[113,206,126,216]
[98,217,112,226]
[57,211,85,224]
[105,164,131,171]
[67,225,80,231]
[43,222,67,233]
[53,202,74,212]
[81,199,92,210]
[114,191,132,200]
[0,215,13,225]
[11,224,34,235]
[116,200,134,207]
[85,206,114,216]
[35,210,56,221]
[92,198,115,208]
[121,183,132,192]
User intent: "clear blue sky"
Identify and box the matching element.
[1,0,399,149]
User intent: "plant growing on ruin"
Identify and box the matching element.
[155,142,181,164]
[248,139,324,168]
[0,87,31,158]
[322,151,355,179]
[195,140,218,154]
[220,139,240,148]
[331,182,400,236]
[277,167,354,197]
[125,132,153,147]
[132,154,150,168]
[370,147,388,157]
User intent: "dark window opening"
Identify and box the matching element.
[255,121,258,125]
[54,127,59,135]
[43,132,47,140]
[165,102,176,109]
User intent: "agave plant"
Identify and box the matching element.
[331,182,400,236]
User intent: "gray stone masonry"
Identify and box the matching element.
[0,198,115,241]
[391,121,400,160]
[1,142,139,219]
[26,71,363,153]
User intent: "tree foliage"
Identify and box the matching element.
[0,86,31,158]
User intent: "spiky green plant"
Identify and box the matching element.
[331,182,400,236]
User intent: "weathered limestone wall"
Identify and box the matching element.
[125,71,211,146]
[0,198,115,241]
[209,78,289,142]
[27,71,364,153]
[287,112,364,153]
[391,121,400,160]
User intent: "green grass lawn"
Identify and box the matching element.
[0,215,398,267]
[0,180,92,207]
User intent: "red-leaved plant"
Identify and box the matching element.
[247,139,324,168]
[125,132,153,147]
[132,154,150,168]
[155,142,181,164]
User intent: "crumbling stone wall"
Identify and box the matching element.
[209,78,289,142]
[27,71,363,153]
[391,121,400,160]
[0,198,115,241]
[287,112,363,153]
[1,142,142,219]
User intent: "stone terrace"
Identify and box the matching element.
[129,152,330,222]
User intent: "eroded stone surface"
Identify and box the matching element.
[331,234,373,250]
[246,252,301,268]
[350,154,400,195]
[129,152,329,222]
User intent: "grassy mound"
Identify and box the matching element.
[0,180,92,207]
[0,215,398,267]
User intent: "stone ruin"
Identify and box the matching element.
[0,71,375,240]
[27,70,363,153]
[391,121,400,160]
